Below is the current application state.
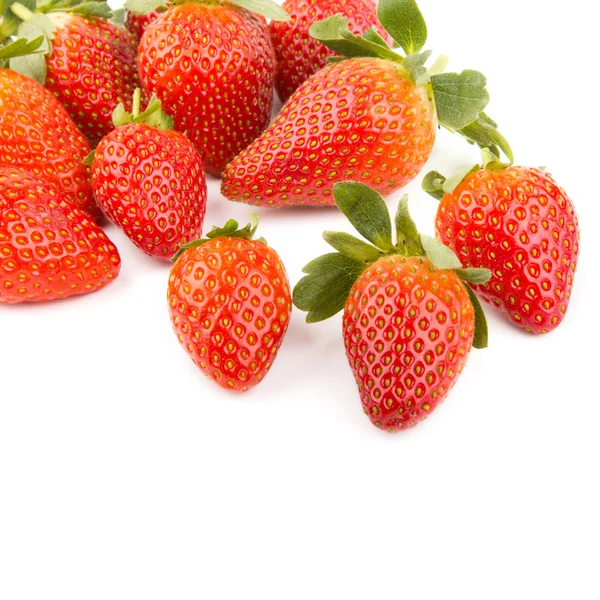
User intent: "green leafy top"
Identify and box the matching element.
[293,181,490,349]
[125,0,289,21]
[172,214,262,262]
[114,89,174,130]
[308,0,512,155]
[422,144,514,201]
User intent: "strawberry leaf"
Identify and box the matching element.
[430,70,490,131]
[109,7,125,26]
[403,50,431,84]
[420,234,462,270]
[457,112,514,164]
[10,49,46,83]
[465,285,488,349]
[377,0,427,55]
[421,170,446,200]
[293,253,367,323]
[333,181,394,252]
[309,15,401,62]
[124,0,162,16]
[62,2,113,19]
[455,268,491,285]
[442,165,476,194]
[394,195,423,255]
[228,0,290,22]
[362,26,389,48]
[0,34,44,60]
[322,231,383,263]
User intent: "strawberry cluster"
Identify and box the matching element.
[0,0,580,432]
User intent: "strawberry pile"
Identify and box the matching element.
[0,0,581,433]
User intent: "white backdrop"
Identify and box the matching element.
[1,1,599,598]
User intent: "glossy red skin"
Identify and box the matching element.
[138,3,276,177]
[0,167,121,304]
[221,58,436,207]
[168,237,292,392]
[91,123,207,261]
[270,0,392,103]
[125,9,162,39]
[436,167,580,334]
[0,69,97,218]
[343,255,474,432]
[46,14,142,146]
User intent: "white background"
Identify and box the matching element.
[1,1,599,598]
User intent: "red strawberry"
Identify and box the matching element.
[222,2,500,207]
[91,91,207,261]
[168,217,292,392]
[270,0,392,103]
[294,182,489,431]
[424,156,580,334]
[0,166,121,304]
[125,8,162,39]
[7,1,143,146]
[137,0,288,176]
[0,63,97,218]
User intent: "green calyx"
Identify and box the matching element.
[309,0,512,157]
[293,181,490,349]
[422,144,513,201]
[112,89,174,130]
[125,0,289,21]
[171,213,262,262]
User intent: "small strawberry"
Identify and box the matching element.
[136,0,289,176]
[0,40,97,218]
[0,166,121,304]
[168,216,292,392]
[6,0,143,146]
[222,0,503,208]
[423,149,580,334]
[294,181,490,432]
[90,90,207,261]
[124,7,162,39]
[270,0,392,103]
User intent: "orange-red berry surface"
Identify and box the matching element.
[168,237,292,392]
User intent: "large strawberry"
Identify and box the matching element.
[135,0,288,177]
[0,166,121,304]
[0,40,97,217]
[270,0,392,103]
[221,0,504,208]
[5,0,143,146]
[168,216,292,393]
[294,181,490,432]
[423,150,580,334]
[90,90,207,261]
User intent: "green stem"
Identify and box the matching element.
[132,88,141,119]
[10,2,35,22]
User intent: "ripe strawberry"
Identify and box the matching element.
[0,60,97,218]
[424,155,580,334]
[91,91,207,261]
[222,0,501,207]
[125,8,162,39]
[294,181,490,432]
[270,0,392,103]
[168,217,292,392]
[6,1,143,146]
[0,166,121,304]
[137,0,288,176]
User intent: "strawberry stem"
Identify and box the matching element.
[10,2,35,22]
[132,87,141,120]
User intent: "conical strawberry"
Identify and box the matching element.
[294,181,490,432]
[0,40,97,217]
[270,0,392,103]
[136,0,289,176]
[222,0,506,207]
[423,149,580,334]
[5,0,143,146]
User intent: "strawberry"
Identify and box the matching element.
[269,0,392,103]
[125,7,162,39]
[294,181,490,432]
[5,0,143,146]
[168,216,292,392]
[136,0,289,176]
[90,90,207,261]
[423,150,580,334]
[221,0,502,208]
[0,40,97,218]
[0,166,121,304]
